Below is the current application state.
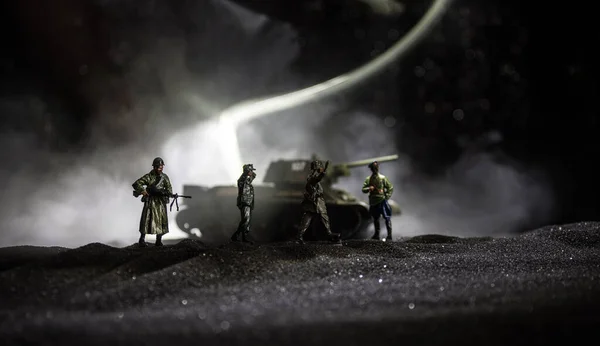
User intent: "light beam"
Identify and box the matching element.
[214,0,453,180]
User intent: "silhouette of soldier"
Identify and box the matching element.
[231,164,257,244]
[296,160,341,245]
[362,161,394,241]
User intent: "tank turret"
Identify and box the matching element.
[175,154,402,243]
[325,154,399,185]
[261,154,399,186]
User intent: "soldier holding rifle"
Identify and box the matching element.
[132,157,190,247]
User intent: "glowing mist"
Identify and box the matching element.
[207,0,453,181]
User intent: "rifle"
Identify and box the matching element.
[169,193,192,212]
[133,187,192,211]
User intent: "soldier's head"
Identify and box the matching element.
[152,157,165,174]
[368,161,379,174]
[311,160,324,173]
[243,164,256,175]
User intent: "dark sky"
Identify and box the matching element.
[0,0,598,235]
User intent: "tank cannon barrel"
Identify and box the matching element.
[326,154,399,181]
[338,154,399,168]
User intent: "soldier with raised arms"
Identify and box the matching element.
[295,160,341,245]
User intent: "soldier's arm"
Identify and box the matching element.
[249,172,256,183]
[306,172,317,184]
[361,177,371,193]
[132,174,151,194]
[308,171,326,184]
[163,175,173,195]
[384,177,394,199]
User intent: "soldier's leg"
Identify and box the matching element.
[138,222,146,245]
[319,212,340,243]
[370,206,381,240]
[296,212,313,244]
[384,217,392,240]
[371,217,381,239]
[383,200,393,241]
[231,207,245,242]
[138,208,149,247]
[241,206,253,244]
[156,204,169,246]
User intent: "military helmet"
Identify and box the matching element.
[243,163,256,171]
[310,160,323,170]
[152,157,165,167]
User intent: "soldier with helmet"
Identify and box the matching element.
[361,161,394,241]
[296,160,341,244]
[231,163,257,244]
[132,157,173,247]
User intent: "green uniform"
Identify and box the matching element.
[298,169,331,236]
[132,170,173,236]
[231,167,257,242]
[361,173,394,205]
[361,173,394,240]
[296,160,340,244]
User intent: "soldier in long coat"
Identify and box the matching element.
[132,157,172,247]
[295,160,341,245]
[231,164,257,244]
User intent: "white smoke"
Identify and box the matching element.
[208,97,554,240]
[0,0,301,247]
[0,0,555,247]
[394,149,554,238]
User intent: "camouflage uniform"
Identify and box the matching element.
[231,164,256,243]
[296,160,341,244]
[361,161,394,240]
[132,157,172,246]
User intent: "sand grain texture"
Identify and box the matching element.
[0,222,599,345]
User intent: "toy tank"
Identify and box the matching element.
[175,155,401,243]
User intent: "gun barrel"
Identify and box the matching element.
[172,194,192,198]
[342,154,399,168]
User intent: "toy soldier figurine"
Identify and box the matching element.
[132,157,173,247]
[231,164,257,244]
[296,160,341,245]
[362,161,394,241]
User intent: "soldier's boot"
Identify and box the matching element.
[295,230,306,245]
[320,214,340,244]
[138,235,147,247]
[242,231,254,245]
[296,213,311,245]
[385,219,393,241]
[232,216,246,242]
[371,220,381,240]
[325,223,341,244]
[231,231,241,242]
[155,234,163,247]
[328,232,341,244]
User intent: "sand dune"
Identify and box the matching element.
[1,222,599,345]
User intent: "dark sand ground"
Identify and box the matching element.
[0,222,599,345]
